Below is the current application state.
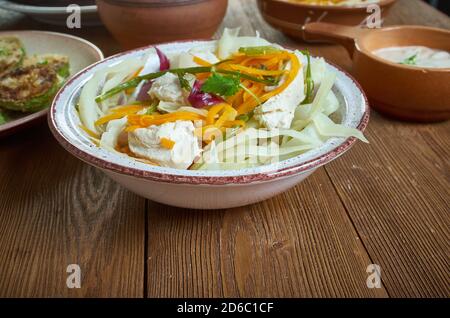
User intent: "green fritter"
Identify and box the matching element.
[24,54,70,78]
[0,64,62,113]
[0,37,25,78]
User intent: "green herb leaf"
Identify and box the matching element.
[239,46,280,56]
[301,50,314,105]
[0,48,10,56]
[239,83,261,105]
[95,66,275,103]
[177,73,191,91]
[201,73,241,97]
[236,111,254,123]
[146,101,158,115]
[400,54,418,66]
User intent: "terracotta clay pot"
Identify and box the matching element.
[96,0,228,49]
[257,0,397,41]
[303,22,450,122]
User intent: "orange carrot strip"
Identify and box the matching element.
[111,105,145,113]
[125,66,144,94]
[237,52,300,114]
[222,120,246,128]
[160,137,176,149]
[193,56,212,66]
[206,103,226,125]
[79,125,100,139]
[228,64,286,76]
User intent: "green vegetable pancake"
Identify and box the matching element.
[23,54,70,78]
[0,64,63,113]
[0,37,25,78]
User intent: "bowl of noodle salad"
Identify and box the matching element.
[49,28,369,209]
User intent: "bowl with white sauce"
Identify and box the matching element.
[304,22,450,122]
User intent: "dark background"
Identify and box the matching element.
[424,0,450,14]
[9,1,450,15]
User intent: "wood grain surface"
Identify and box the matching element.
[0,128,146,297]
[0,0,448,298]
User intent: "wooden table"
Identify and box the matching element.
[0,0,449,298]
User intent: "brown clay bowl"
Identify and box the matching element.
[303,22,450,122]
[257,0,397,41]
[96,0,228,49]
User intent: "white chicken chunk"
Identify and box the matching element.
[148,72,185,104]
[128,121,201,169]
[254,51,305,130]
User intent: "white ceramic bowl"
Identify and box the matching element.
[49,40,369,210]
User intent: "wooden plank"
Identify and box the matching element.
[0,10,145,297]
[147,169,388,298]
[320,0,450,298]
[0,122,146,297]
[325,112,450,297]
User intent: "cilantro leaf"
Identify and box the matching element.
[201,73,241,97]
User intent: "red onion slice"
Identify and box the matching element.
[155,47,170,71]
[136,80,153,102]
[188,80,224,108]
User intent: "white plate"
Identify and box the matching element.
[0,1,101,26]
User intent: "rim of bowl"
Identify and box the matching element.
[49,40,370,185]
[98,0,214,7]
[0,30,104,136]
[0,30,104,59]
[0,108,47,136]
[0,1,97,14]
[355,25,450,73]
[259,0,396,10]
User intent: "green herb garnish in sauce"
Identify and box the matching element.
[401,54,418,66]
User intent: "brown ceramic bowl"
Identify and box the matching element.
[303,22,450,122]
[96,0,228,49]
[257,0,397,41]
